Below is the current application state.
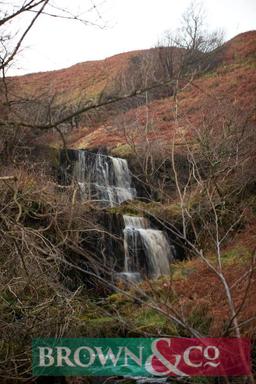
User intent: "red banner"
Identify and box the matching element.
[149,338,251,376]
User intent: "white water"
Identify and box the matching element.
[138,228,171,277]
[123,215,149,274]
[108,155,136,204]
[73,150,86,183]
[114,272,141,285]
[73,151,136,206]
[123,215,149,229]
[72,150,173,280]
[123,215,171,279]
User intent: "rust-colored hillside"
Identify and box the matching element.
[62,31,256,151]
[6,49,161,106]
[5,31,256,151]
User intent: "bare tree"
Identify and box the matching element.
[0,0,106,161]
[158,1,224,83]
[0,0,104,73]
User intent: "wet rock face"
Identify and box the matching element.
[58,148,98,185]
[60,211,126,292]
[97,212,126,273]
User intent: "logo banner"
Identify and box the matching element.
[32,337,251,377]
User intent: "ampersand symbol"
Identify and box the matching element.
[145,338,188,377]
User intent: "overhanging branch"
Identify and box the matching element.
[0,78,175,130]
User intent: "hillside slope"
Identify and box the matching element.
[6,47,175,107]
[68,31,256,151]
[3,31,256,151]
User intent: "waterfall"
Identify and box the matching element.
[67,148,174,281]
[109,155,136,205]
[123,216,149,229]
[137,229,171,277]
[123,215,148,273]
[73,151,88,195]
[73,151,136,206]
[123,215,171,279]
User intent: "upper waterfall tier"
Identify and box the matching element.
[72,151,136,206]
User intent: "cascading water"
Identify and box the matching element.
[69,149,174,281]
[123,215,171,280]
[72,150,136,206]
[123,216,149,272]
[110,156,136,205]
[73,150,87,195]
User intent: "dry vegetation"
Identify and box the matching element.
[0,1,256,381]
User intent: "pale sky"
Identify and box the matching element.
[6,0,256,76]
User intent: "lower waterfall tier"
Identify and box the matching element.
[123,215,172,279]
